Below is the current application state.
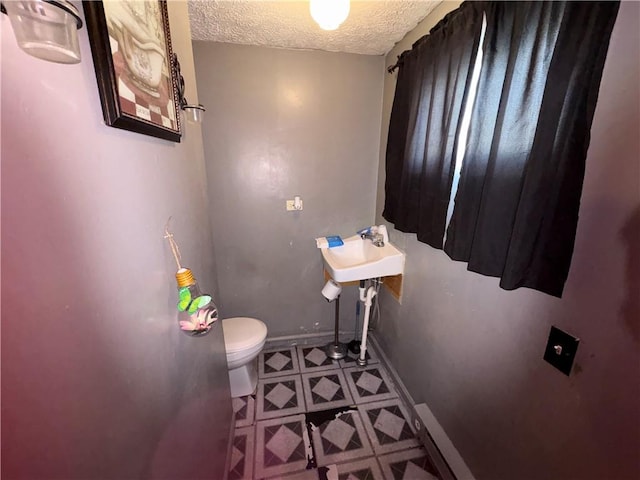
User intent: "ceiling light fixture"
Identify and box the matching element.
[309,0,350,31]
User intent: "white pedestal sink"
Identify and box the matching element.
[320,234,405,367]
[320,235,405,282]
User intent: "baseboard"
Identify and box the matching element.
[414,403,476,480]
[370,334,475,480]
[265,330,354,349]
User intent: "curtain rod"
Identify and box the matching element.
[387,55,401,74]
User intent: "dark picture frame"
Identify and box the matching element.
[83,0,181,142]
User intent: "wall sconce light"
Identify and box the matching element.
[1,0,83,64]
[172,53,206,124]
[309,0,350,31]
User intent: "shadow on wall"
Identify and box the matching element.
[1,95,228,480]
[146,322,230,479]
[620,204,640,343]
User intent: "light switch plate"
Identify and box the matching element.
[286,199,303,211]
[543,326,580,376]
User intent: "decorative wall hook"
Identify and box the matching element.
[172,53,206,124]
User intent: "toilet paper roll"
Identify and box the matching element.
[322,279,342,301]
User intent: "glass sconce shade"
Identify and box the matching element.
[172,53,206,124]
[3,0,83,64]
[183,104,205,124]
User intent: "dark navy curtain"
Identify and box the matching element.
[383,2,483,248]
[444,1,620,297]
[384,1,620,297]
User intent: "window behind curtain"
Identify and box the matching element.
[384,1,620,297]
[383,2,483,248]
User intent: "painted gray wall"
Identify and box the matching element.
[193,42,384,337]
[1,3,231,479]
[375,2,640,479]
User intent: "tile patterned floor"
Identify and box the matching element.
[311,410,373,466]
[233,395,255,428]
[344,365,398,404]
[297,345,341,373]
[229,426,255,480]
[255,414,311,478]
[256,374,306,420]
[229,340,441,480]
[259,347,300,378]
[378,448,440,480]
[302,369,354,412]
[358,399,421,455]
[339,345,379,368]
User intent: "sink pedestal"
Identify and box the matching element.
[325,295,347,360]
[326,342,348,360]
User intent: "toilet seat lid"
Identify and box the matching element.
[222,317,267,353]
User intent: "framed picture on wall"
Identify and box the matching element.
[83,0,181,142]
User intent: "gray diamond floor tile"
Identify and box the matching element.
[330,456,385,480]
[255,414,312,479]
[259,347,300,378]
[378,448,439,480]
[233,394,255,427]
[302,369,354,412]
[343,365,399,404]
[339,345,380,368]
[270,468,319,479]
[358,398,420,455]
[310,410,373,467]
[297,345,341,373]
[256,374,305,420]
[229,426,254,480]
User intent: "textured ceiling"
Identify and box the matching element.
[188,1,442,56]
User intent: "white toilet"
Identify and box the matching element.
[222,317,268,398]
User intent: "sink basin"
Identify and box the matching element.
[321,235,405,282]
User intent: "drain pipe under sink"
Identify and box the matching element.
[357,282,377,366]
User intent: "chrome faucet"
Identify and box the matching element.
[361,231,385,247]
